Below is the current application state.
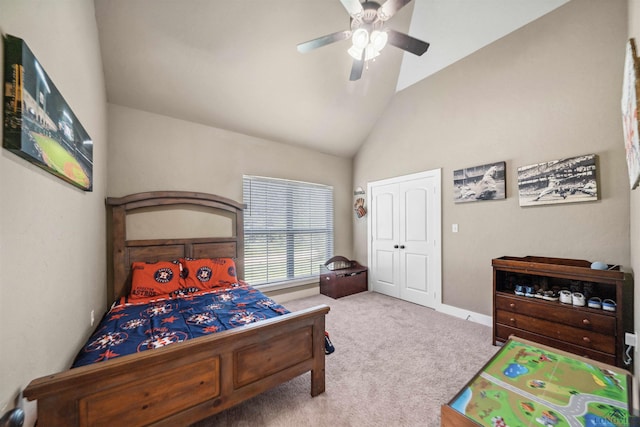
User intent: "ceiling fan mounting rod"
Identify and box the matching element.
[350,1,384,31]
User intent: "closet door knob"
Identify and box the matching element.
[394,245,399,248]
[400,245,405,249]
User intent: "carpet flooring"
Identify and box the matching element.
[192,291,499,427]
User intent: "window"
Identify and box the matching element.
[243,175,334,287]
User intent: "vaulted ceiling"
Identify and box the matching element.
[94,0,568,158]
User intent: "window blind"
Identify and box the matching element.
[243,175,334,287]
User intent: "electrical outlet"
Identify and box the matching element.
[625,332,636,347]
[90,310,95,327]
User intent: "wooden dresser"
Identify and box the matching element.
[492,256,633,368]
[320,256,368,299]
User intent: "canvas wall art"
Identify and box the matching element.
[453,161,506,203]
[3,34,93,191]
[517,154,598,207]
[622,38,640,190]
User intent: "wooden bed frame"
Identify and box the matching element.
[23,191,330,426]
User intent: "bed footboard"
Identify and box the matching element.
[24,305,329,427]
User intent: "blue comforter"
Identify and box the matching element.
[72,284,288,368]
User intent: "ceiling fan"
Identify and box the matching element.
[297,0,430,81]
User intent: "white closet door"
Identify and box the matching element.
[368,170,441,309]
[398,176,437,307]
[370,182,400,297]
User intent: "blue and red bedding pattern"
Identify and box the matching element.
[72,284,289,368]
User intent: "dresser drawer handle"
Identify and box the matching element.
[509,318,515,323]
[583,336,591,343]
[509,303,515,308]
[582,319,591,325]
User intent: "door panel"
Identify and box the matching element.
[375,193,395,240]
[403,188,427,242]
[404,253,428,292]
[374,249,397,295]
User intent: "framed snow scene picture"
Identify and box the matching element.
[3,34,93,191]
[622,38,640,190]
[517,154,598,207]
[454,161,505,203]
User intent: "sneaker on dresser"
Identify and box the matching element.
[572,292,585,307]
[559,290,572,304]
[542,290,559,301]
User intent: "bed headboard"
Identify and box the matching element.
[106,191,245,304]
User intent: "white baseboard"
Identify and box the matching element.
[437,303,492,328]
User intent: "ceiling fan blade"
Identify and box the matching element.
[377,0,412,21]
[386,29,430,56]
[340,0,364,18]
[297,30,352,53]
[349,53,365,81]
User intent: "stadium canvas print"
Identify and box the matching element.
[622,38,640,190]
[454,161,506,203]
[517,154,598,207]
[3,35,92,191]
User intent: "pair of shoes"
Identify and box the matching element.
[572,292,585,307]
[514,285,525,296]
[602,299,617,312]
[542,290,559,301]
[588,297,602,309]
[524,286,535,297]
[559,290,572,304]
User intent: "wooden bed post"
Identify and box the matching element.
[235,206,245,280]
[109,204,126,304]
[311,316,326,396]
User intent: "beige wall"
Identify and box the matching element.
[107,103,354,263]
[0,0,108,422]
[628,0,639,379]
[354,0,630,316]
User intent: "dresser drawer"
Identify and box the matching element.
[495,294,615,334]
[494,324,617,366]
[495,310,615,354]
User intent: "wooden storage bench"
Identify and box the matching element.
[320,256,368,299]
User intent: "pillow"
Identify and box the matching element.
[129,260,184,299]
[181,257,238,290]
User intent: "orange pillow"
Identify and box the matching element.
[129,260,184,299]
[181,257,238,290]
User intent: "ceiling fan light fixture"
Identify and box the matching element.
[364,44,380,61]
[370,30,388,51]
[348,45,364,60]
[351,28,370,49]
